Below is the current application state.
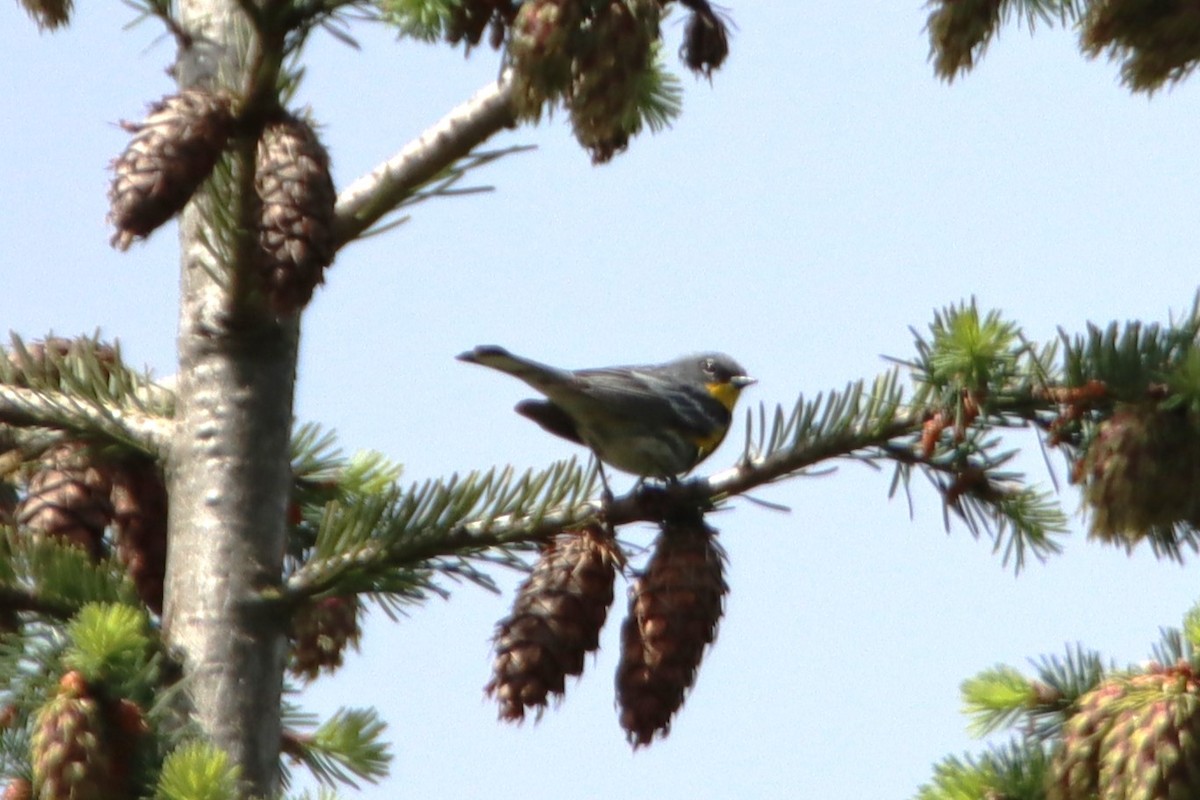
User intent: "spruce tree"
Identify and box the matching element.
[5,0,1200,798]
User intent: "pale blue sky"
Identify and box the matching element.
[6,3,1200,798]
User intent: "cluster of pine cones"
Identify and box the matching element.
[441,0,732,163]
[1,339,360,685]
[107,90,336,316]
[486,508,727,746]
[511,0,729,162]
[3,341,169,618]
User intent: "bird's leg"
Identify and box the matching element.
[592,461,620,537]
[596,461,615,508]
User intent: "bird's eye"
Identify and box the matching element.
[701,357,716,375]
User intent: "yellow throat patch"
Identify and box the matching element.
[706,380,744,413]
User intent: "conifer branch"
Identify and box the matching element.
[286,374,1075,602]
[331,76,518,246]
[281,708,389,789]
[915,739,1050,800]
[287,301,1198,605]
[0,385,171,456]
[0,535,129,633]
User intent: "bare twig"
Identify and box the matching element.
[332,76,517,247]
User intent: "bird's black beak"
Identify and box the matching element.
[732,375,756,389]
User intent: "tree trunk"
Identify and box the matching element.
[162,1,293,795]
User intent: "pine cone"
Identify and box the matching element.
[926,0,1004,81]
[1079,405,1200,547]
[679,0,730,77]
[616,510,726,747]
[255,114,337,316]
[567,0,660,163]
[288,596,362,681]
[110,459,168,615]
[486,525,621,721]
[31,672,124,800]
[2,779,31,800]
[1082,0,1200,91]
[1049,664,1200,800]
[17,0,70,29]
[508,0,583,118]
[108,89,235,251]
[448,0,516,47]
[17,444,112,559]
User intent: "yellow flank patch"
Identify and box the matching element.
[705,380,743,413]
[693,425,728,458]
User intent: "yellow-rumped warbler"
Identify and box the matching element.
[457,346,755,481]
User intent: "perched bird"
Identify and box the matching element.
[457,346,755,482]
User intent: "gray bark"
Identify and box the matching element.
[162,0,293,795]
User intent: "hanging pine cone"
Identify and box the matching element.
[447,0,516,48]
[255,114,336,316]
[486,525,621,721]
[616,510,726,747]
[109,459,168,615]
[16,444,112,559]
[1,779,31,800]
[678,0,730,77]
[567,0,660,163]
[288,596,363,681]
[108,89,235,251]
[1078,405,1200,548]
[1081,0,1200,91]
[508,0,583,119]
[1049,663,1200,800]
[926,0,1003,81]
[17,0,70,29]
[31,672,124,800]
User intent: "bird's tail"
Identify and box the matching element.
[456,345,573,389]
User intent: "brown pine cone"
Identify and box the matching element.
[926,0,1003,81]
[616,510,726,747]
[486,525,621,721]
[1,778,31,800]
[507,0,582,118]
[17,444,112,559]
[567,0,660,163]
[17,0,70,29]
[288,596,363,681]
[1079,405,1200,547]
[110,459,168,615]
[679,0,730,77]
[447,0,516,47]
[255,113,337,316]
[1081,0,1200,91]
[108,89,235,251]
